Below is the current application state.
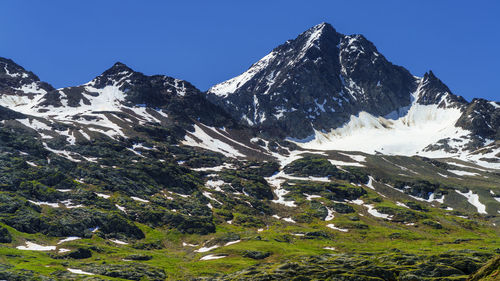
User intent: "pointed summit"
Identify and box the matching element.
[100,62,135,78]
[110,61,133,71]
[303,22,337,37]
[286,22,341,61]
[421,70,446,88]
[417,70,466,107]
[424,70,437,80]
[90,62,138,89]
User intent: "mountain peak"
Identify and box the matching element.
[87,62,137,89]
[309,22,336,33]
[423,70,438,81]
[111,61,130,69]
[421,70,449,92]
[101,62,135,76]
[207,22,415,138]
[297,22,340,51]
[417,70,466,107]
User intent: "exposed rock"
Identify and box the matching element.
[243,250,271,260]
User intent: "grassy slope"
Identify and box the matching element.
[0,128,499,280]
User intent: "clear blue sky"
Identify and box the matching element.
[1,0,498,101]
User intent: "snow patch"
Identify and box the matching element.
[365,176,375,190]
[131,196,149,203]
[365,204,392,219]
[96,193,110,199]
[192,163,234,172]
[324,207,335,221]
[206,179,226,192]
[456,190,487,214]
[17,241,56,251]
[182,125,244,158]
[115,204,126,213]
[224,240,241,246]
[448,170,479,177]
[209,51,277,97]
[195,245,219,253]
[28,200,59,208]
[304,193,321,201]
[203,191,223,205]
[489,101,500,109]
[57,237,81,244]
[67,268,94,275]
[109,239,128,245]
[200,254,227,261]
[326,224,348,232]
[328,159,364,167]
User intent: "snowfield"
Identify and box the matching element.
[288,84,499,169]
[294,103,468,157]
[182,124,245,158]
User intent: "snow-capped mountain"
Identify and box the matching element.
[207,23,418,138]
[207,23,499,168]
[0,59,234,148]
[0,22,498,169]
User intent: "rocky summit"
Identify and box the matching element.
[207,23,417,139]
[0,23,498,281]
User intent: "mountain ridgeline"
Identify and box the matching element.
[1,22,498,151]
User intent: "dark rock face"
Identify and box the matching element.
[207,23,420,138]
[87,62,203,109]
[416,71,467,107]
[0,105,25,120]
[456,98,500,140]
